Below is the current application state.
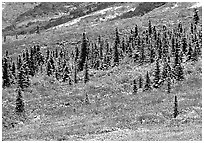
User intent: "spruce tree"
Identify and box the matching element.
[15,88,25,114]
[148,20,152,35]
[46,61,52,76]
[17,65,30,90]
[133,79,137,94]
[173,95,178,118]
[193,8,199,25]
[84,59,89,84]
[138,75,143,89]
[2,57,11,88]
[113,28,120,66]
[84,93,90,105]
[74,64,78,84]
[167,77,171,94]
[143,71,151,91]
[187,42,193,61]
[62,66,70,82]
[153,59,160,88]
[79,33,88,71]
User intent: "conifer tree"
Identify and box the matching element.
[113,28,120,66]
[167,77,171,94]
[36,25,40,34]
[84,93,90,105]
[135,24,138,38]
[84,59,89,84]
[75,46,79,62]
[153,59,160,88]
[138,75,143,89]
[187,42,193,61]
[143,71,151,91]
[173,95,178,118]
[74,64,78,84]
[148,20,152,35]
[193,8,199,25]
[79,33,88,71]
[11,62,16,79]
[46,61,52,76]
[133,79,137,94]
[15,88,25,115]
[62,66,70,82]
[17,65,29,90]
[2,56,11,88]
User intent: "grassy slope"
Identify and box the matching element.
[2,2,202,141]
[2,59,202,140]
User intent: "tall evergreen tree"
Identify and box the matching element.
[2,56,11,88]
[62,66,70,82]
[79,33,88,71]
[153,59,161,88]
[84,59,89,84]
[167,77,171,94]
[173,95,179,118]
[148,20,152,35]
[143,71,151,91]
[193,8,199,25]
[17,67,27,90]
[113,28,120,66]
[138,75,143,89]
[133,79,138,94]
[15,88,25,115]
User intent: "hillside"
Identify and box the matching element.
[2,2,202,141]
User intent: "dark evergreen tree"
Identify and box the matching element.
[134,24,138,38]
[187,42,193,61]
[75,46,79,62]
[11,62,16,79]
[62,66,70,82]
[148,20,152,35]
[138,75,143,89]
[84,59,89,84]
[153,59,161,88]
[17,65,29,90]
[113,28,120,66]
[193,8,199,25]
[2,57,11,88]
[74,64,78,84]
[84,93,90,105]
[36,25,40,34]
[173,95,178,118]
[79,33,88,71]
[133,79,137,94]
[167,77,171,94]
[15,88,25,114]
[143,71,151,91]
[181,36,188,54]
[46,61,52,76]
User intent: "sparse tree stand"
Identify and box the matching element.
[173,95,178,118]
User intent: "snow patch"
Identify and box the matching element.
[190,2,201,9]
[172,3,178,9]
